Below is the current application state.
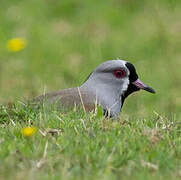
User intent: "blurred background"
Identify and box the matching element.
[0,0,180,117]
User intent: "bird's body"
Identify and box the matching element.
[33,60,155,118]
[35,87,96,112]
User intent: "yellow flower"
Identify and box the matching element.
[7,38,26,52]
[21,126,37,137]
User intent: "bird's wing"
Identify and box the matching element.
[33,87,96,112]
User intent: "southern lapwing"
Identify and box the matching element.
[33,60,155,118]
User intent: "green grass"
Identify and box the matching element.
[0,104,181,180]
[0,0,181,179]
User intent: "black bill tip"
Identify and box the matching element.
[143,86,156,94]
[132,79,156,94]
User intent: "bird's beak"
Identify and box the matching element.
[132,79,156,94]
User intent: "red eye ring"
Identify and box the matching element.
[113,69,126,78]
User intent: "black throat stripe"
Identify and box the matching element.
[121,62,140,108]
[125,62,138,82]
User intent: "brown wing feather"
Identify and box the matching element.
[33,87,96,112]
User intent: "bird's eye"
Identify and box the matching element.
[113,69,126,78]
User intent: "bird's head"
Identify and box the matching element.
[83,59,155,105]
[81,59,155,117]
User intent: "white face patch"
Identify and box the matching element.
[121,77,129,96]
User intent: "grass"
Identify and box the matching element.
[0,0,181,179]
[0,104,181,180]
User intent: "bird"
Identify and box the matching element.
[33,59,155,118]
